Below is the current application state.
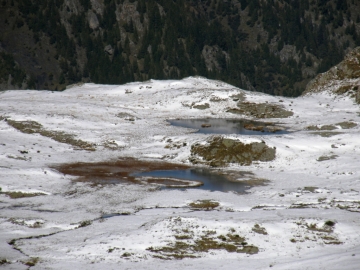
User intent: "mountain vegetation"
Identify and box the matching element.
[1,0,360,96]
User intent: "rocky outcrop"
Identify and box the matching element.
[303,47,360,104]
[227,102,293,118]
[190,136,276,167]
[87,10,99,30]
[104,45,114,55]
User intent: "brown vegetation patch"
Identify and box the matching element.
[311,132,344,137]
[189,200,219,210]
[6,119,95,151]
[303,186,318,193]
[54,158,190,185]
[317,155,338,162]
[23,257,39,267]
[307,124,336,131]
[146,217,259,260]
[307,121,357,131]
[1,191,46,199]
[252,224,268,235]
[291,220,342,245]
[336,121,357,129]
[8,218,44,228]
[333,200,360,213]
[193,103,210,110]
[147,234,258,259]
[335,85,353,95]
[243,122,286,133]
[0,259,10,265]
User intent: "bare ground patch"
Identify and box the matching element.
[290,219,342,245]
[1,191,47,199]
[307,121,357,131]
[5,119,95,151]
[145,217,258,260]
[188,200,220,210]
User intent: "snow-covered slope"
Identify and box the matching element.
[0,77,359,269]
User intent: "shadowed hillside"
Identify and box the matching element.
[1,0,360,96]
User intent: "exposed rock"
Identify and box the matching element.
[116,112,139,121]
[116,2,144,33]
[227,102,293,118]
[278,44,300,63]
[190,136,276,167]
[202,45,229,72]
[252,224,268,235]
[210,95,228,102]
[307,125,337,131]
[336,121,357,129]
[311,132,344,137]
[88,10,99,30]
[303,47,360,104]
[193,103,210,110]
[104,45,114,55]
[230,93,246,102]
[317,155,338,162]
[243,123,265,132]
[90,0,104,15]
[201,124,211,128]
[307,121,357,131]
[243,123,285,133]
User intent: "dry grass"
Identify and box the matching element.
[24,257,39,267]
[188,200,219,210]
[6,119,95,151]
[147,234,258,259]
[146,217,258,260]
[291,220,342,245]
[1,191,46,199]
[252,224,268,235]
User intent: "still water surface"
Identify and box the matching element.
[134,168,248,193]
[168,118,288,135]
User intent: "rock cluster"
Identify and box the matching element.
[190,136,276,167]
[303,47,360,104]
[227,102,293,118]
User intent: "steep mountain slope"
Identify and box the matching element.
[303,46,360,103]
[1,0,360,96]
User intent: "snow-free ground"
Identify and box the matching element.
[0,77,359,269]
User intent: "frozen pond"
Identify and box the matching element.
[133,168,248,193]
[168,118,288,135]
[55,159,248,192]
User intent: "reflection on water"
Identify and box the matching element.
[133,168,248,193]
[168,118,288,135]
[56,158,252,193]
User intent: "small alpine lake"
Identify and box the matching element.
[168,118,289,135]
[132,168,249,193]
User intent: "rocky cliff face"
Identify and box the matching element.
[303,47,360,104]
